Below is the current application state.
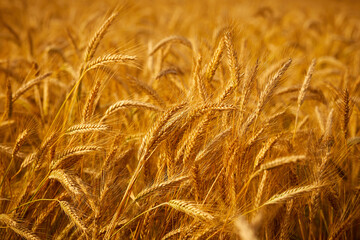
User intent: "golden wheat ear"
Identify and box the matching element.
[262,184,323,206]
[83,12,119,63]
[167,200,215,222]
[0,214,41,240]
[224,31,241,86]
[205,36,225,83]
[130,77,166,107]
[48,169,83,196]
[339,89,351,140]
[134,175,189,202]
[59,201,87,232]
[100,100,163,123]
[12,72,52,102]
[293,59,316,140]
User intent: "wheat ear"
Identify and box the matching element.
[134,175,189,202]
[17,153,37,172]
[224,31,241,85]
[256,59,292,114]
[0,214,40,240]
[105,104,187,239]
[82,79,101,123]
[0,129,29,183]
[241,60,291,136]
[161,227,183,240]
[194,55,208,102]
[328,210,357,240]
[130,77,166,107]
[205,36,225,83]
[167,200,214,221]
[218,73,244,103]
[181,114,211,168]
[12,72,52,102]
[260,155,306,172]
[262,184,322,206]
[51,146,102,170]
[100,100,163,122]
[279,199,294,240]
[138,102,187,159]
[84,12,118,62]
[294,59,316,140]
[48,169,82,196]
[32,131,58,170]
[195,127,232,163]
[59,200,87,232]
[253,135,279,169]
[239,61,258,112]
[254,170,268,209]
[12,129,29,160]
[32,192,67,231]
[186,103,236,124]
[66,124,109,135]
[340,89,350,140]
[84,54,136,72]
[192,162,201,202]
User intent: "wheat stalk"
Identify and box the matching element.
[4,77,12,119]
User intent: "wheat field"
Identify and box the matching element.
[1,0,360,239]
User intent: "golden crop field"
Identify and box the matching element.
[1,0,360,239]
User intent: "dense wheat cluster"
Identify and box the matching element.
[1,0,360,239]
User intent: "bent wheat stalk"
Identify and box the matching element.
[149,35,193,55]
